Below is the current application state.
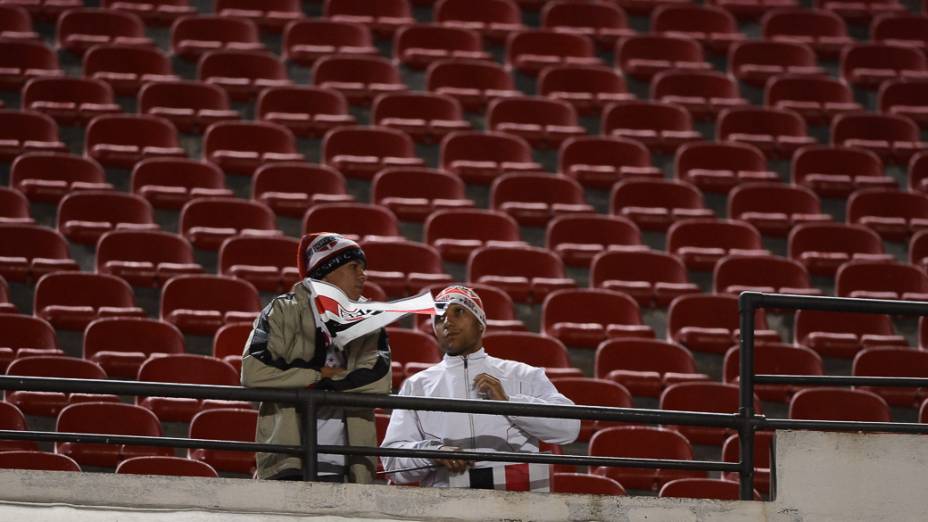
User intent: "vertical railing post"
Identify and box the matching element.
[738,292,757,501]
[302,390,318,481]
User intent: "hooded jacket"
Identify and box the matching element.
[241,279,391,482]
[380,348,580,487]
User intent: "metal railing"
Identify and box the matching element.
[1,292,928,501]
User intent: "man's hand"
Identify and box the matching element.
[320,367,346,379]
[434,446,472,475]
[473,373,508,401]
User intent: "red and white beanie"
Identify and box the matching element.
[297,232,366,280]
[434,285,486,330]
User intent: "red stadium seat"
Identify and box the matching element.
[386,327,440,387]
[0,402,37,452]
[717,106,816,159]
[788,222,891,277]
[659,478,759,500]
[652,4,745,54]
[56,402,173,467]
[660,382,760,445]
[6,356,117,416]
[0,451,81,472]
[424,208,524,263]
[609,178,713,232]
[96,230,203,288]
[910,151,928,193]
[101,0,196,26]
[709,0,800,20]
[213,322,251,373]
[303,202,401,242]
[721,431,773,494]
[840,42,927,91]
[324,0,414,37]
[794,309,906,358]
[713,254,820,296]
[198,50,290,102]
[542,289,653,348]
[730,40,823,88]
[727,182,830,236]
[188,408,258,474]
[615,34,708,82]
[551,377,632,441]
[57,191,157,245]
[179,197,279,251]
[601,101,701,155]
[282,19,376,67]
[910,227,928,271]
[540,1,635,49]
[83,44,177,96]
[878,79,928,129]
[0,4,36,41]
[590,426,706,491]
[489,173,592,227]
[836,260,928,300]
[214,0,301,32]
[21,77,120,125]
[723,343,823,402]
[85,114,184,169]
[252,162,352,218]
[765,74,861,126]
[160,274,261,335]
[439,131,540,185]
[789,387,891,421]
[372,92,470,145]
[418,282,525,333]
[817,0,905,23]
[425,59,521,112]
[138,81,239,134]
[34,272,146,330]
[116,456,218,477]
[394,24,488,70]
[257,86,356,139]
[651,70,747,121]
[761,8,851,58]
[667,293,779,354]
[674,141,777,194]
[202,120,304,176]
[434,0,523,42]
[10,152,110,204]
[538,65,633,117]
[0,40,62,92]
[551,473,626,495]
[666,219,767,271]
[590,249,699,308]
[371,167,471,222]
[847,188,928,240]
[853,347,928,407]
[56,8,151,56]
[506,29,600,76]
[0,187,31,225]
[558,136,658,190]
[138,354,249,422]
[0,224,78,283]
[0,110,66,162]
[218,235,300,292]
[832,112,926,165]
[871,13,928,49]
[321,126,423,180]
[312,55,406,107]
[0,314,59,373]
[170,15,264,61]
[595,338,709,398]
[486,96,584,149]
[131,158,232,210]
[467,245,575,303]
[482,331,580,379]
[360,240,451,297]
[546,214,642,268]
[84,317,185,380]
[792,145,892,198]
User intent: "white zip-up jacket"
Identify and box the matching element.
[380,348,580,487]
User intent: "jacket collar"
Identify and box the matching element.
[443,348,487,367]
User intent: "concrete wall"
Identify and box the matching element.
[1,430,926,521]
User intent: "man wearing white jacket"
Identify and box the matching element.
[380,285,580,487]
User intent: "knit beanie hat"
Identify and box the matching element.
[297,232,366,280]
[434,285,486,330]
